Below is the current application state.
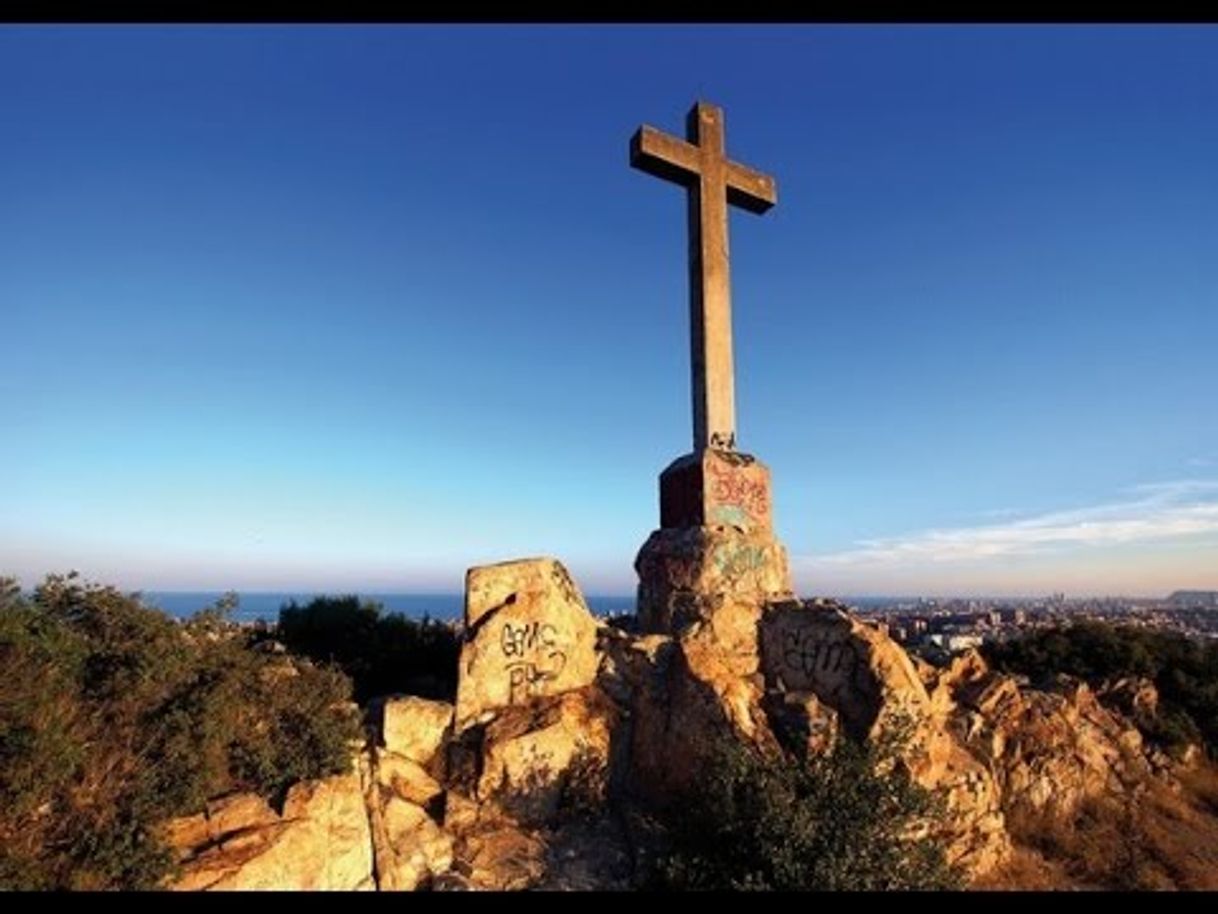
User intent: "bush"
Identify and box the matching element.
[649,727,962,891]
[0,573,359,890]
[276,595,459,703]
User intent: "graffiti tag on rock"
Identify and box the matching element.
[500,621,568,703]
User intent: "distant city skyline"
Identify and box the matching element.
[3,26,1217,597]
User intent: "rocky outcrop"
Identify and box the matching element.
[757,601,1010,875]
[947,668,1151,824]
[166,555,1186,891]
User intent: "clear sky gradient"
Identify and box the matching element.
[3,25,1217,597]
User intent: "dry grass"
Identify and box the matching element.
[978,761,1218,890]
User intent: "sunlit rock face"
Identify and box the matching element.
[455,558,603,730]
[167,772,375,891]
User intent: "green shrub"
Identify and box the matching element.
[0,573,359,890]
[650,727,963,891]
[276,595,459,703]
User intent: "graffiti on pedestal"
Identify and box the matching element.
[707,463,768,528]
[713,542,767,580]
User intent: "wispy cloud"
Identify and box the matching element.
[1187,457,1213,468]
[976,507,1028,519]
[801,479,1218,569]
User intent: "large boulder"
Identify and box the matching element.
[675,595,770,740]
[759,600,932,739]
[455,558,603,729]
[379,695,454,768]
[167,772,374,891]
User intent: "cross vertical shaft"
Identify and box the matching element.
[687,104,734,452]
[630,101,776,452]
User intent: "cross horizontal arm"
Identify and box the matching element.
[630,125,700,187]
[726,161,777,214]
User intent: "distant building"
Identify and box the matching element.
[1167,591,1218,609]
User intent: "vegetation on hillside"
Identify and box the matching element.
[990,768,1218,891]
[276,595,459,703]
[984,621,1218,755]
[648,726,962,891]
[0,574,359,890]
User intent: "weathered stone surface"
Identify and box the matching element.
[635,525,792,633]
[447,812,635,891]
[458,825,548,891]
[204,793,279,841]
[759,600,931,739]
[164,812,210,857]
[611,624,768,802]
[380,695,453,767]
[465,557,582,629]
[676,596,768,739]
[373,797,454,891]
[456,558,602,729]
[375,750,444,809]
[360,742,455,892]
[169,772,374,891]
[659,449,774,533]
[952,673,1151,824]
[472,688,616,825]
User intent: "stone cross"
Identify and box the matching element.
[630,101,777,452]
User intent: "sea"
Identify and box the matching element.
[144,591,637,625]
[142,591,906,625]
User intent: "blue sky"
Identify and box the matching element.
[3,25,1217,597]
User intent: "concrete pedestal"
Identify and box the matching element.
[635,449,793,634]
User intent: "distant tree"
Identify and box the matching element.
[277,595,459,703]
[186,590,240,631]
